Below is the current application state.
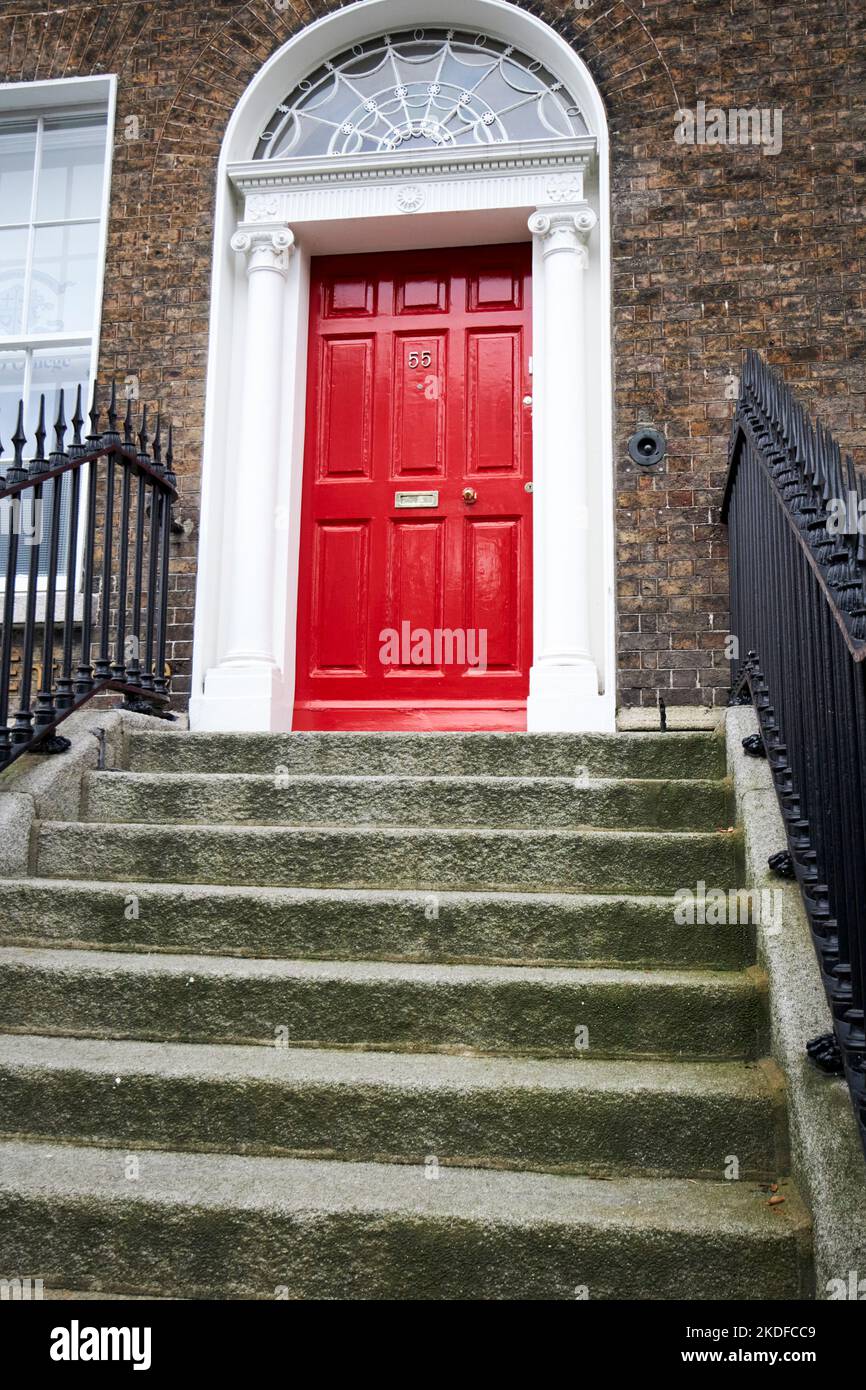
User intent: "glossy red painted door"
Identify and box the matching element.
[293,244,532,731]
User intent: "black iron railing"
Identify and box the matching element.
[0,382,177,771]
[722,350,866,1158]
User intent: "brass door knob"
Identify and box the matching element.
[462,487,477,504]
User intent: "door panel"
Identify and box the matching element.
[468,268,523,311]
[395,272,448,314]
[310,522,370,675]
[391,333,447,478]
[387,520,446,674]
[466,330,522,476]
[318,338,375,480]
[464,517,522,673]
[294,244,532,731]
[325,275,375,317]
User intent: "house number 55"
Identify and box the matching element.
[408,350,432,368]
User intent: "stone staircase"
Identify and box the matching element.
[0,729,813,1299]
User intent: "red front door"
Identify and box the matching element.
[293,244,533,731]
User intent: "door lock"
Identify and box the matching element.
[462,487,478,505]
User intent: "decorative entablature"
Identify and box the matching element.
[227,137,597,224]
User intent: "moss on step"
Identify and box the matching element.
[34,821,741,895]
[123,729,727,780]
[0,1140,813,1300]
[0,880,755,969]
[0,948,767,1059]
[82,770,732,833]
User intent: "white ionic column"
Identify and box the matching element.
[527,204,605,731]
[200,222,294,729]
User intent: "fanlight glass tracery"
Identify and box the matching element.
[255,28,588,160]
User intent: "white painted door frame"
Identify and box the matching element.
[190,0,615,733]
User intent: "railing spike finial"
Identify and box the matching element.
[29,394,49,476]
[795,402,808,473]
[87,381,101,444]
[809,418,822,489]
[856,469,866,567]
[846,453,856,495]
[807,417,821,494]
[152,410,163,473]
[104,378,121,446]
[5,400,27,485]
[780,379,794,446]
[70,384,85,457]
[802,409,815,485]
[137,403,150,465]
[789,399,801,468]
[830,437,844,503]
[840,454,861,559]
[165,423,177,488]
[14,399,25,449]
[123,392,135,448]
[820,424,836,505]
[49,389,68,466]
[819,425,831,500]
[752,354,762,406]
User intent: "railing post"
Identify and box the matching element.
[154,426,175,700]
[10,397,48,749]
[94,381,119,684]
[0,402,28,759]
[55,386,85,712]
[33,392,68,732]
[74,388,101,700]
[112,396,135,683]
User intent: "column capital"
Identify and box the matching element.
[230,223,295,276]
[528,204,597,260]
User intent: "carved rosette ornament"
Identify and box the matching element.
[396,184,426,213]
[230,226,295,276]
[245,193,281,222]
[545,173,583,203]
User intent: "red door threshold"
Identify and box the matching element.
[292,702,528,732]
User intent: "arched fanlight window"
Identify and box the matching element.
[255,27,588,160]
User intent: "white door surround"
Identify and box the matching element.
[190,0,616,734]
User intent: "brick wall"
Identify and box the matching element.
[2,0,863,709]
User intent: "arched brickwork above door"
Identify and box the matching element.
[142,1,677,189]
[0,3,677,182]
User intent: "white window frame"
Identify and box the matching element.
[0,74,116,608]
